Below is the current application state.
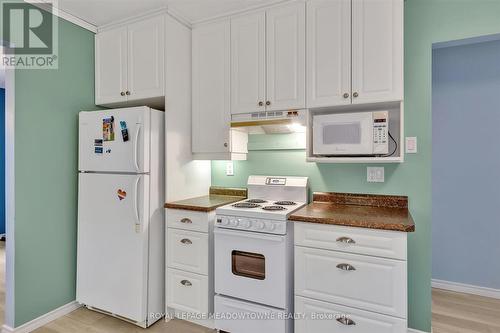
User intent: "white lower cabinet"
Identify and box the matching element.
[295,246,407,318]
[215,295,290,333]
[167,268,209,314]
[167,209,210,233]
[168,229,209,275]
[295,296,406,333]
[294,222,408,332]
[166,209,214,328]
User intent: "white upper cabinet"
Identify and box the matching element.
[127,15,165,101]
[192,20,231,154]
[231,13,266,114]
[95,27,128,105]
[192,21,248,160]
[351,0,403,104]
[230,2,305,114]
[307,0,351,108]
[95,14,165,107]
[306,0,403,108]
[266,2,306,111]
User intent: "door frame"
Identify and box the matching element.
[1,43,16,329]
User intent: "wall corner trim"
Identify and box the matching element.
[1,301,81,333]
[432,279,500,300]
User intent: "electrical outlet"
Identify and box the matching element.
[405,137,418,154]
[226,161,234,176]
[367,167,384,183]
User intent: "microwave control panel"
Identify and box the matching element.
[372,111,389,154]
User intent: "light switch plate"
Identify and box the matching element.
[226,161,234,176]
[367,167,385,183]
[406,137,418,154]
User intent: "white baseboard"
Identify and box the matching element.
[432,279,500,300]
[1,301,81,333]
[408,329,431,333]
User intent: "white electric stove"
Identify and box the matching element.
[214,175,309,333]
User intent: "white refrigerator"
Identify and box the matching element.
[77,106,164,328]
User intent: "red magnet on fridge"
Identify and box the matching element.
[117,189,127,201]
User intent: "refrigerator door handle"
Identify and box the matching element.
[133,176,141,233]
[133,124,141,172]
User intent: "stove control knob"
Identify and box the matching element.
[256,221,265,230]
[240,220,251,228]
[234,219,241,227]
[266,223,276,231]
[229,218,237,226]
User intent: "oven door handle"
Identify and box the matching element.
[214,228,285,243]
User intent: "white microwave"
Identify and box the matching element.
[313,111,389,156]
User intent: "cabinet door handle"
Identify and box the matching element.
[180,218,192,224]
[336,316,356,326]
[180,280,192,287]
[266,101,271,106]
[258,101,264,107]
[120,92,126,96]
[336,263,356,271]
[336,237,355,244]
[224,143,228,148]
[126,91,131,96]
[343,93,349,99]
[180,238,192,245]
[353,92,359,98]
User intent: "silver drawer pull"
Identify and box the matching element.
[336,236,355,244]
[180,280,192,287]
[180,238,192,245]
[180,218,192,224]
[336,263,356,271]
[336,316,356,326]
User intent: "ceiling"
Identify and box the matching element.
[56,0,288,27]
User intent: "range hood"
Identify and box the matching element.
[231,109,307,134]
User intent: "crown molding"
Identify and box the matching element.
[24,0,97,33]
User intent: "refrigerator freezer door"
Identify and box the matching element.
[77,173,150,323]
[79,107,151,173]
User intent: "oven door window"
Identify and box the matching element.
[232,251,265,280]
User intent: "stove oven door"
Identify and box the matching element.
[214,228,288,309]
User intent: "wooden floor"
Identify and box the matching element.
[21,286,500,333]
[433,288,500,333]
[32,309,215,333]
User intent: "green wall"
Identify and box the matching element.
[212,1,500,331]
[13,13,96,326]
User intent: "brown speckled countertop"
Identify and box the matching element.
[289,192,415,232]
[164,187,247,212]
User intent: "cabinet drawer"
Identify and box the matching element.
[167,269,209,315]
[295,246,407,318]
[215,295,288,333]
[295,296,407,333]
[294,222,407,260]
[168,229,209,275]
[167,209,210,233]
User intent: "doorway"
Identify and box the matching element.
[0,46,6,327]
[432,36,500,332]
